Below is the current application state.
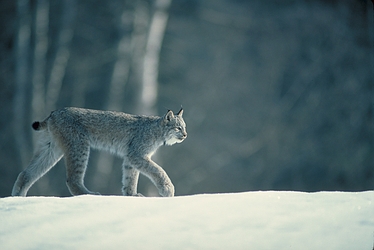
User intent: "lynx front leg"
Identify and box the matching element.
[131,156,174,197]
[122,163,143,197]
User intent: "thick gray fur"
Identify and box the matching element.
[12,107,187,197]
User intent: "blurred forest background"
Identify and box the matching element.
[0,0,373,197]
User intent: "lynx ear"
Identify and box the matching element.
[164,110,174,122]
[176,108,183,117]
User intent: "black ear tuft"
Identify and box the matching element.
[176,107,183,117]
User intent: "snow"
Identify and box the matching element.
[0,191,373,250]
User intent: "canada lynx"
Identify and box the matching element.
[12,107,187,197]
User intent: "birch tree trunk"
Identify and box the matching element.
[139,0,171,115]
[14,0,31,168]
[31,0,49,121]
[134,0,172,196]
[94,3,134,190]
[30,0,50,193]
[46,0,76,111]
[131,0,150,114]
[368,0,374,178]
[94,0,172,194]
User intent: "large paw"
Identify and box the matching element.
[122,187,142,197]
[159,182,175,197]
[134,193,145,197]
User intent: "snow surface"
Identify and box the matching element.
[1,191,373,250]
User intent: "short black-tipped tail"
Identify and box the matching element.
[32,122,41,130]
[32,114,49,131]
[32,121,47,131]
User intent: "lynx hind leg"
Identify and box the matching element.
[64,142,100,196]
[122,163,143,197]
[12,135,63,196]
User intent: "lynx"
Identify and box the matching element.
[12,107,187,197]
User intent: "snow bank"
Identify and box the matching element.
[0,191,373,250]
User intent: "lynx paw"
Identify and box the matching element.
[134,193,144,197]
[159,182,175,197]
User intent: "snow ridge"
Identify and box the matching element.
[1,191,373,250]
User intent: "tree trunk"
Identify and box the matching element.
[31,0,49,121]
[46,0,76,112]
[94,2,134,191]
[30,0,50,193]
[14,0,32,168]
[135,0,172,196]
[131,0,150,114]
[140,0,171,115]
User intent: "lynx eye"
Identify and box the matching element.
[175,126,182,131]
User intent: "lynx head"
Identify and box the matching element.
[162,108,187,146]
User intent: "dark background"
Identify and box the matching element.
[1,0,373,197]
